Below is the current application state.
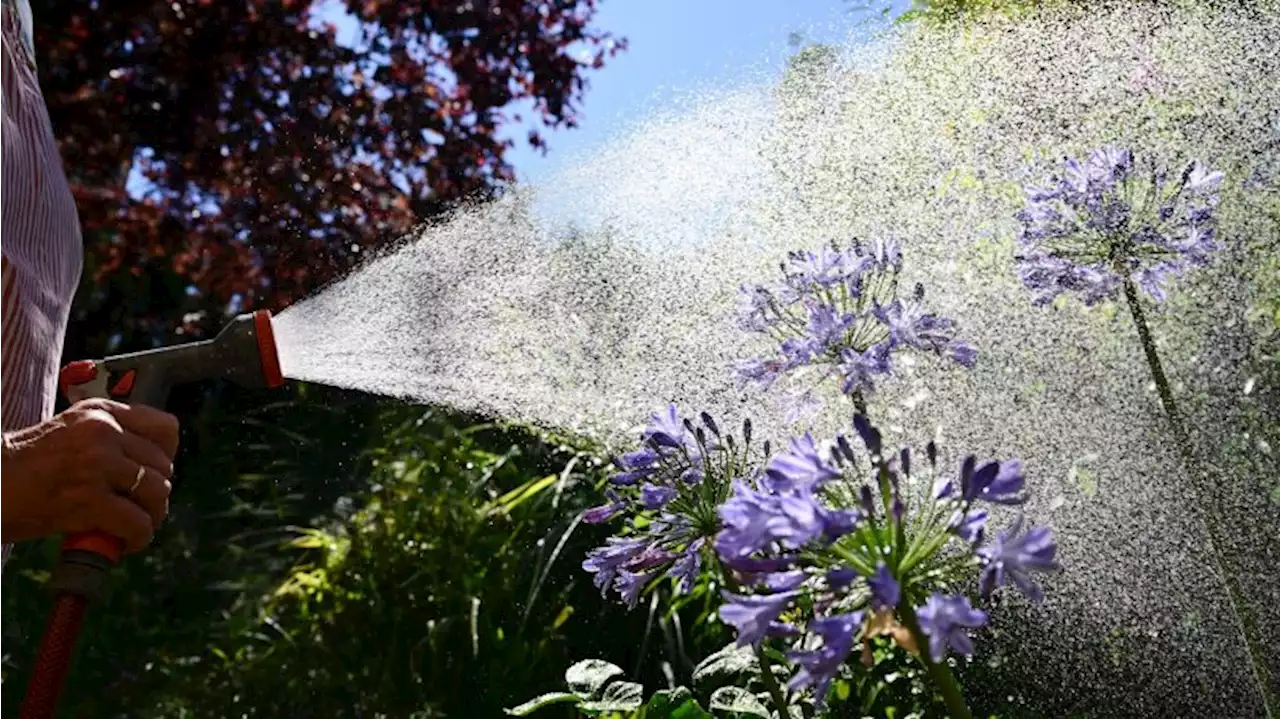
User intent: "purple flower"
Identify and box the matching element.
[960,457,1026,505]
[643,404,687,449]
[582,537,649,597]
[761,570,809,593]
[715,481,826,560]
[852,414,882,456]
[735,241,975,406]
[868,563,900,611]
[805,302,855,351]
[641,483,678,510]
[626,546,677,572]
[874,300,961,356]
[732,357,782,391]
[1015,148,1225,306]
[839,342,893,394]
[818,506,860,540]
[586,404,761,609]
[736,285,775,332]
[715,481,778,560]
[721,555,795,574]
[667,541,703,594]
[767,622,802,638]
[582,495,627,524]
[786,612,864,704]
[977,516,1059,602]
[872,238,902,271]
[719,590,801,647]
[610,447,660,485]
[616,569,658,609]
[916,594,988,662]
[826,567,857,589]
[786,247,851,288]
[947,341,978,368]
[950,507,989,544]
[764,434,841,493]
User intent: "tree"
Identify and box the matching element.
[34,0,624,358]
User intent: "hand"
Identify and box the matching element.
[1,398,179,553]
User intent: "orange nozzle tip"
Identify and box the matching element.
[61,532,123,564]
[253,310,285,388]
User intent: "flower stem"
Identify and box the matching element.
[898,603,972,719]
[754,646,792,719]
[719,566,793,718]
[1122,278,1277,718]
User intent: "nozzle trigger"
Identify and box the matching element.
[108,369,137,400]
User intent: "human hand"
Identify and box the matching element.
[1,399,179,553]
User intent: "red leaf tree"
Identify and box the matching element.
[34,0,623,358]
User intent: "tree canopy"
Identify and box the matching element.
[35,0,623,355]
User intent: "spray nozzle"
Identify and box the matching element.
[61,309,285,409]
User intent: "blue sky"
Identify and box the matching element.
[129,1,905,197]
[498,0,906,183]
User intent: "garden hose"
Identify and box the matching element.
[18,310,284,719]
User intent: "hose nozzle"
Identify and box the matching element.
[61,309,284,408]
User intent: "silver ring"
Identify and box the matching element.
[129,465,145,495]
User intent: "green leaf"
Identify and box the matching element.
[564,659,626,698]
[578,681,644,713]
[645,687,713,719]
[483,474,559,515]
[504,692,582,716]
[709,687,770,718]
[692,643,759,687]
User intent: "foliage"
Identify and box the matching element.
[2,384,385,716]
[36,0,624,356]
[137,403,714,718]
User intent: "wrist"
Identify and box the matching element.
[1,431,41,543]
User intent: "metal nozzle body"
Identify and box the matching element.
[63,310,284,408]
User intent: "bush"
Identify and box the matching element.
[149,402,727,717]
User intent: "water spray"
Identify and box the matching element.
[18,310,285,719]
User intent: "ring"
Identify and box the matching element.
[129,465,145,495]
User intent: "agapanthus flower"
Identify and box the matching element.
[786,612,864,706]
[1015,146,1225,306]
[707,414,1059,703]
[916,593,988,662]
[582,404,763,607]
[976,515,1060,602]
[733,240,976,420]
[719,590,803,647]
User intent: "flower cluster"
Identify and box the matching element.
[714,414,1059,705]
[733,240,976,421]
[1015,146,1225,306]
[582,405,761,608]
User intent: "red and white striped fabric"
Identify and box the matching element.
[2,0,85,565]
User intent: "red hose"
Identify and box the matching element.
[19,592,89,719]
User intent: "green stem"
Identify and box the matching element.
[898,603,972,719]
[1122,278,1277,719]
[755,648,792,719]
[720,567,792,718]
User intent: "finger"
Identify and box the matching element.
[97,401,180,460]
[101,451,145,494]
[93,494,155,554]
[126,466,172,530]
[117,430,174,478]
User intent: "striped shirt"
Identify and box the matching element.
[2,0,85,564]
